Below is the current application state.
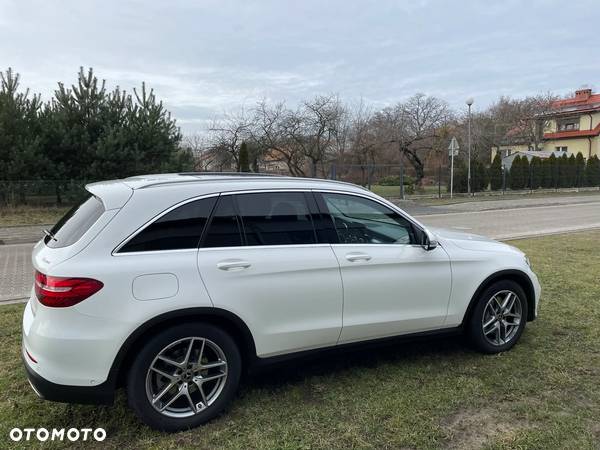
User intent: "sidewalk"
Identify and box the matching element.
[0,225,46,245]
[0,243,33,303]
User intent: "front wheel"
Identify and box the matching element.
[467,280,528,354]
[127,323,241,432]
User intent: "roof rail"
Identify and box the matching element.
[178,172,282,177]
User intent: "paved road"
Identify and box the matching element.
[414,201,600,240]
[2,200,600,303]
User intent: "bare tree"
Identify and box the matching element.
[252,99,306,176]
[207,109,254,171]
[487,93,557,151]
[182,134,214,171]
[293,94,345,177]
[371,93,451,184]
[252,94,345,177]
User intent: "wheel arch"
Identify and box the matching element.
[462,269,536,326]
[109,307,257,388]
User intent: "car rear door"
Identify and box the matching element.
[315,191,452,344]
[196,191,343,357]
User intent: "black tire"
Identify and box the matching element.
[127,322,241,432]
[466,280,528,354]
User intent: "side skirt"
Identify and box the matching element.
[247,326,464,373]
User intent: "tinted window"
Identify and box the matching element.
[321,193,416,245]
[120,197,217,252]
[46,195,105,248]
[202,196,243,248]
[236,192,316,246]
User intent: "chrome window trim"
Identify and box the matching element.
[112,186,430,255]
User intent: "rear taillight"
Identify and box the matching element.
[34,270,103,308]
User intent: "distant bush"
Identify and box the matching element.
[377,175,415,186]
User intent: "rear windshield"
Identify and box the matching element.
[45,195,105,248]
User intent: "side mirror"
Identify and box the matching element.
[423,229,438,251]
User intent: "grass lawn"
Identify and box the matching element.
[1,231,599,449]
[0,206,69,227]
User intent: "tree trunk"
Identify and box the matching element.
[403,148,425,184]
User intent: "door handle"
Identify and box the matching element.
[345,252,372,262]
[217,260,251,271]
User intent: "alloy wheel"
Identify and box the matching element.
[145,337,228,418]
[481,290,522,346]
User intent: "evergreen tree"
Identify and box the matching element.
[489,153,503,190]
[509,155,523,190]
[540,157,552,188]
[548,153,559,188]
[470,159,488,192]
[0,68,45,204]
[575,153,585,187]
[557,153,570,188]
[44,68,192,200]
[447,158,468,193]
[585,155,600,186]
[566,153,577,187]
[239,141,250,172]
[522,155,530,189]
[530,156,542,189]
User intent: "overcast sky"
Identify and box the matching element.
[1,0,598,134]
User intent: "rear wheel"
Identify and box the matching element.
[127,323,241,432]
[467,280,528,354]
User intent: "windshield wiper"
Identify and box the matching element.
[43,228,57,242]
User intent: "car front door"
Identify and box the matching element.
[316,191,452,344]
[196,191,343,358]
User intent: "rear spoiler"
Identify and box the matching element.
[85,181,134,210]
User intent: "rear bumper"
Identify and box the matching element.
[22,352,114,405]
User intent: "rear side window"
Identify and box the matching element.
[46,195,105,248]
[119,197,217,252]
[236,192,317,246]
[202,196,243,248]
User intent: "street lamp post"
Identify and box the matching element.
[466,97,474,195]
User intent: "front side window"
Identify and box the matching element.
[321,193,416,245]
[119,196,217,252]
[46,194,105,248]
[236,192,317,246]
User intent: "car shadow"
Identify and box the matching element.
[242,332,471,390]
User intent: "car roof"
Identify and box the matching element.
[86,173,369,209]
[120,172,366,191]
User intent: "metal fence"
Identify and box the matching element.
[0,180,88,207]
[329,163,451,198]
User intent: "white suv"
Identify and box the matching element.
[22,173,540,431]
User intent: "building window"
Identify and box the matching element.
[557,119,579,132]
[555,146,568,152]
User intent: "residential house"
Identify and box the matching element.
[492,88,600,161]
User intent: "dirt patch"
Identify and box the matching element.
[442,407,524,450]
